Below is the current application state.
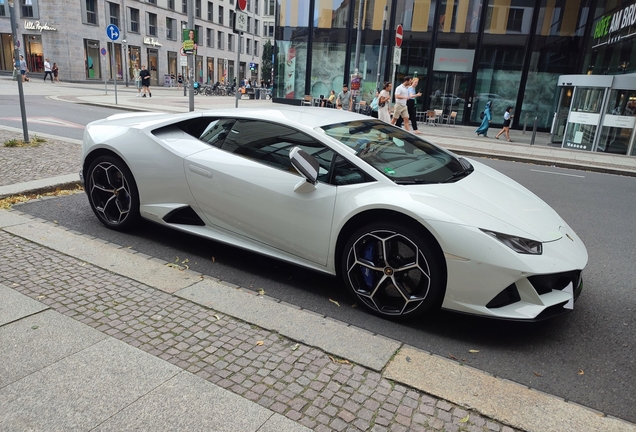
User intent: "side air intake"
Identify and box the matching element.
[163,206,206,226]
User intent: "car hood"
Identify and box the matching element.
[406,160,564,242]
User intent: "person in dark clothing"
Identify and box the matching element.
[139,65,151,97]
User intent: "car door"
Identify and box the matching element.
[184,118,338,266]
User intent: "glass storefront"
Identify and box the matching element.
[195,54,203,82]
[24,34,43,73]
[107,42,123,79]
[84,39,101,79]
[206,57,214,83]
[128,45,141,78]
[147,48,158,86]
[1,33,13,71]
[168,51,178,77]
[217,57,226,84]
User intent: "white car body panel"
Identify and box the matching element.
[82,107,589,321]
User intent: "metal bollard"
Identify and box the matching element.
[523,113,529,134]
[530,116,538,145]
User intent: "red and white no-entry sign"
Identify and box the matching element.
[395,24,403,47]
[237,0,247,11]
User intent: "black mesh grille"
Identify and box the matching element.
[528,271,582,295]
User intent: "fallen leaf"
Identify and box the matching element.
[53,220,58,224]
[174,256,180,263]
[213,314,220,320]
[449,354,458,361]
[211,256,216,262]
[182,258,189,264]
[351,302,358,308]
[37,295,45,299]
[258,289,265,296]
[328,356,351,365]
[291,343,299,351]
[578,369,584,375]
[460,414,470,423]
[534,372,542,377]
[469,349,480,353]
[256,341,264,346]
[165,263,180,269]
[329,298,341,307]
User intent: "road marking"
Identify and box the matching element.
[0,117,85,129]
[530,169,585,178]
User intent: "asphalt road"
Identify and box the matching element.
[0,94,129,140]
[16,158,636,423]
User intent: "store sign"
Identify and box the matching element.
[143,37,162,47]
[24,21,57,32]
[603,115,636,129]
[593,1,636,45]
[568,111,600,126]
[433,49,475,73]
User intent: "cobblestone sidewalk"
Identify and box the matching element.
[0,222,517,432]
[0,130,80,187]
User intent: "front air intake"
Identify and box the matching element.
[486,284,521,309]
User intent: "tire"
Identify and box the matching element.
[86,155,140,231]
[341,221,445,320]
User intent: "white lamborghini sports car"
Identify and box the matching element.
[81,107,588,321]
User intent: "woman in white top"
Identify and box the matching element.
[133,64,142,97]
[495,106,514,142]
[378,82,392,123]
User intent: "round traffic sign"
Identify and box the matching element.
[100,47,107,56]
[106,24,120,41]
[396,24,403,48]
[237,0,247,11]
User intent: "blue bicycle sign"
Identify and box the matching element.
[106,24,120,41]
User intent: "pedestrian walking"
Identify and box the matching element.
[140,65,151,97]
[19,55,28,82]
[495,106,514,142]
[52,62,60,83]
[475,101,492,137]
[43,58,53,82]
[391,76,412,132]
[133,64,142,97]
[336,84,352,111]
[378,82,392,123]
[177,73,183,89]
[396,77,422,134]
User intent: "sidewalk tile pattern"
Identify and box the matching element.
[0,227,518,432]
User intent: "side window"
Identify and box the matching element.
[332,156,373,186]
[220,119,334,181]
[198,118,235,147]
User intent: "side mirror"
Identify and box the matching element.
[289,147,319,186]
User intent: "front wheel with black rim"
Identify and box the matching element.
[341,222,446,320]
[86,155,140,231]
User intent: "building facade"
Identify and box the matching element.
[272,0,636,140]
[0,0,273,87]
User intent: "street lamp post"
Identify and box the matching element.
[8,0,29,142]
[188,0,194,111]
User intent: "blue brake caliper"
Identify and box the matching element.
[361,241,376,288]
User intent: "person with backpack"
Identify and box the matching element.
[475,100,492,137]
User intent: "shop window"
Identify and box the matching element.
[85,0,97,25]
[129,8,139,33]
[148,12,157,36]
[24,34,43,73]
[84,39,101,79]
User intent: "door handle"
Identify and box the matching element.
[188,164,213,178]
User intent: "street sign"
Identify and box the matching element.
[106,24,120,41]
[395,24,403,48]
[393,47,401,65]
[235,10,248,32]
[180,56,187,66]
[237,0,247,11]
[100,47,107,56]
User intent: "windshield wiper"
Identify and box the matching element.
[441,169,473,183]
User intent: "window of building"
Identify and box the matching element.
[254,40,259,56]
[20,0,37,18]
[246,38,251,55]
[228,34,234,52]
[266,0,274,16]
[208,1,213,21]
[255,19,259,36]
[168,0,174,10]
[182,0,187,14]
[217,31,224,50]
[218,5,223,25]
[167,17,177,40]
[254,0,258,15]
[247,17,251,33]
[207,28,214,47]
[129,8,139,33]
[148,12,157,36]
[195,25,202,45]
[84,39,101,79]
[146,0,156,4]
[108,2,119,26]
[507,8,524,33]
[229,10,235,29]
[85,0,97,25]
[195,0,201,18]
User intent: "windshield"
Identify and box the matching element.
[320,119,471,184]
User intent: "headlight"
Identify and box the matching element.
[480,229,543,255]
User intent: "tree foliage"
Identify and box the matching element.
[261,39,273,84]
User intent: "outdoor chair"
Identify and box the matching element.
[443,111,457,126]
[302,95,313,106]
[426,110,437,126]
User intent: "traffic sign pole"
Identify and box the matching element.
[106,24,120,104]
